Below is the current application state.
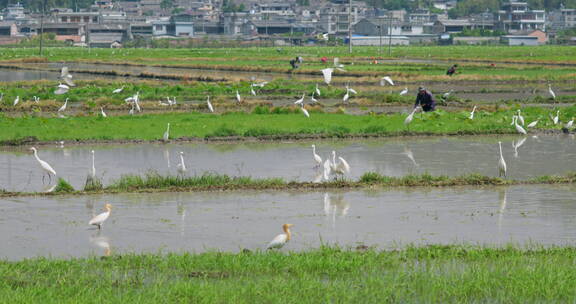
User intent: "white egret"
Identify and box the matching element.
[469,105,477,120]
[342,91,349,103]
[112,86,124,94]
[250,86,256,96]
[294,93,305,105]
[58,98,68,112]
[552,110,560,125]
[404,107,418,128]
[13,95,19,106]
[315,83,321,96]
[498,141,507,178]
[54,83,69,95]
[514,116,527,135]
[548,84,556,100]
[346,83,357,95]
[100,107,107,118]
[134,94,141,112]
[311,144,322,168]
[516,109,524,126]
[321,68,334,85]
[163,123,170,142]
[60,66,74,86]
[33,96,39,103]
[176,151,187,174]
[90,150,96,178]
[527,119,539,128]
[89,203,112,230]
[267,224,294,250]
[331,151,350,178]
[310,93,318,103]
[206,96,214,113]
[333,57,344,69]
[30,147,57,183]
[442,89,454,99]
[300,104,310,118]
[252,81,268,88]
[565,117,574,129]
[236,90,241,103]
[380,76,394,86]
[129,104,135,115]
[399,87,408,96]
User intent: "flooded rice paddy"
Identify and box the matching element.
[1,184,575,260]
[1,135,576,193]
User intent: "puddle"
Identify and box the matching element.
[1,135,575,192]
[0,184,575,260]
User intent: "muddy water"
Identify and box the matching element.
[1,184,575,260]
[1,135,576,192]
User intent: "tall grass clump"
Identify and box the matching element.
[54,178,74,193]
[84,175,103,191]
[107,171,285,190]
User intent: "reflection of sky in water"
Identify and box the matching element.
[1,135,576,192]
[1,184,575,260]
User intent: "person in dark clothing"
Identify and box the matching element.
[290,57,300,69]
[414,87,436,112]
[446,64,458,76]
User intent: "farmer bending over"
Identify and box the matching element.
[414,86,436,112]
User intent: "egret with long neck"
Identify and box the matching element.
[163,123,170,142]
[498,141,507,178]
[89,204,112,230]
[30,147,57,183]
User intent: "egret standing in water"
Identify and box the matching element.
[89,204,112,230]
[527,119,539,128]
[267,224,294,250]
[498,141,507,178]
[311,144,322,168]
[399,87,408,96]
[331,151,350,179]
[90,150,96,178]
[30,147,57,183]
[565,117,574,129]
[163,123,170,142]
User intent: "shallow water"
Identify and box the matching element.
[1,184,575,260]
[1,135,575,192]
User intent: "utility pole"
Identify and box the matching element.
[388,14,392,57]
[348,0,352,53]
[39,0,48,56]
[378,19,382,55]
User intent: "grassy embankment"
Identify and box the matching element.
[0,78,573,112]
[3,172,576,197]
[1,46,576,82]
[2,245,576,303]
[1,107,574,145]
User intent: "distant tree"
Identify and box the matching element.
[161,0,175,10]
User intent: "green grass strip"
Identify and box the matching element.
[1,245,576,303]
